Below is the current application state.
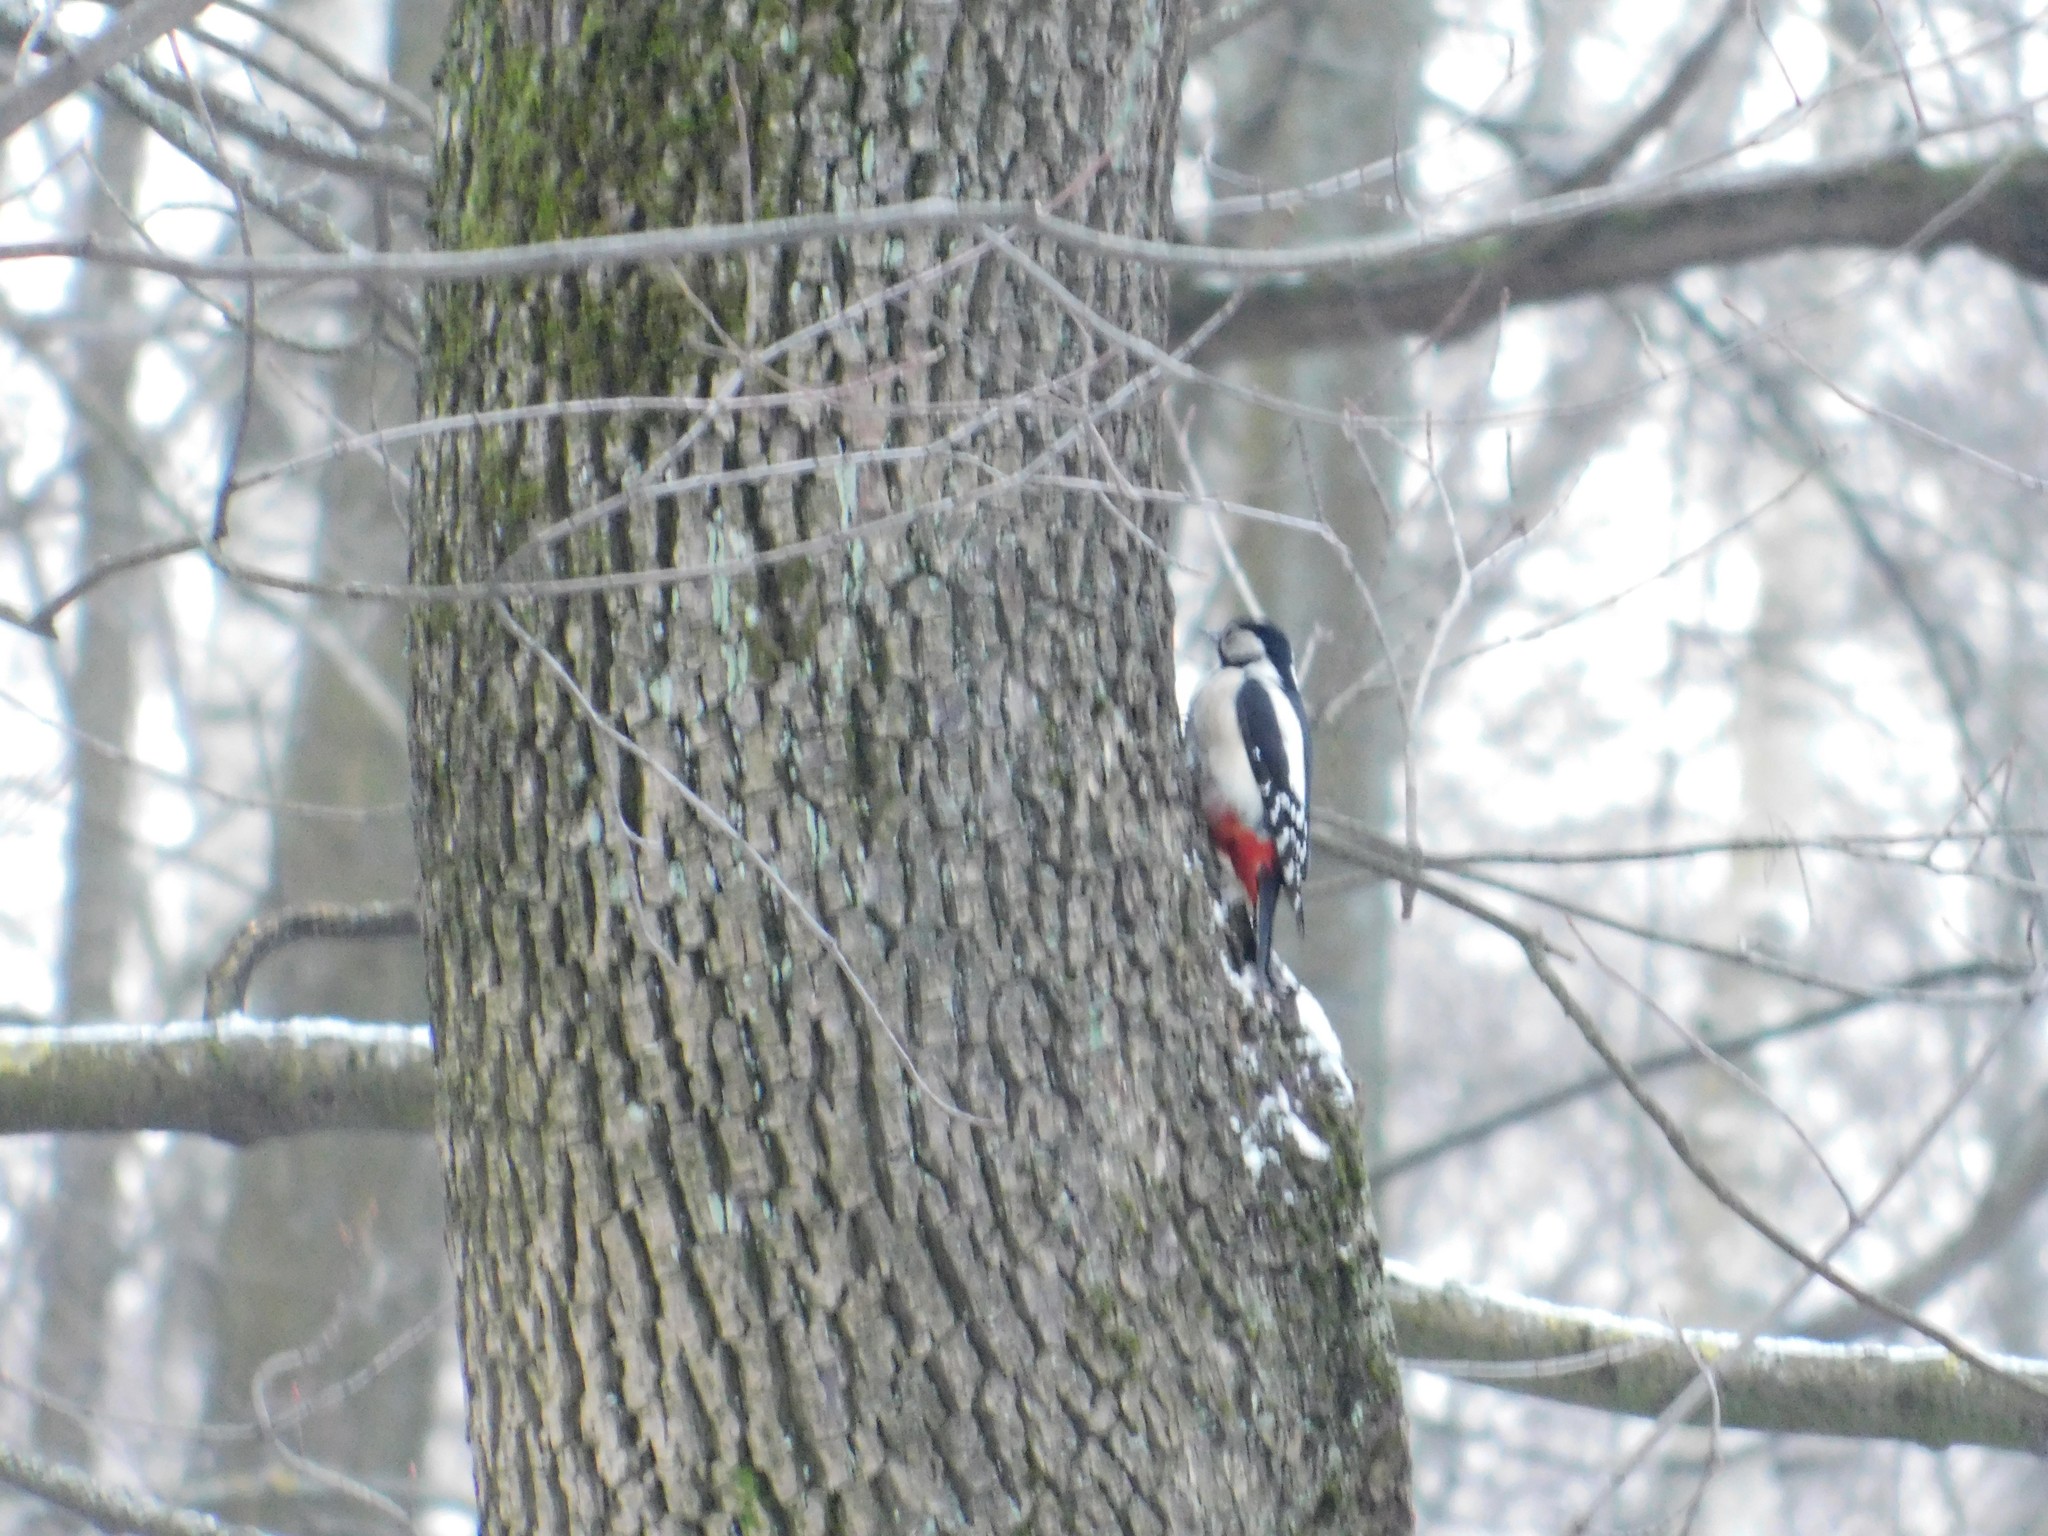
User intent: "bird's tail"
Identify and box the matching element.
[1256,870,1282,985]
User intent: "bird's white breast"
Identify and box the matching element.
[1188,668,1265,827]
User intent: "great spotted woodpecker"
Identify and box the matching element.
[1187,618,1311,984]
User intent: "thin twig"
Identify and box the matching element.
[1519,930,2048,1397]
[1352,843,2048,1402]
[1563,994,2045,1527]
[205,0,433,130]
[1567,915,1858,1221]
[1373,962,2016,1181]
[2,535,202,637]
[250,1289,411,1529]
[164,31,257,545]
[1552,0,1744,195]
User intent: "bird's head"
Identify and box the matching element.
[1217,617,1296,678]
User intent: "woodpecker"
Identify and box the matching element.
[1187,617,1311,984]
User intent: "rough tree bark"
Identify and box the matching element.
[413,2,1409,1532]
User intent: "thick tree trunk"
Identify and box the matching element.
[414,3,1410,1531]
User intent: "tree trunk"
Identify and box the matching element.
[413,3,1410,1531]
[33,102,153,1503]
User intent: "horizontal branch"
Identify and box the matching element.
[5,1021,2046,1452]
[0,148,2041,359]
[0,1016,433,1144]
[1385,1261,2048,1454]
[1183,146,2048,356]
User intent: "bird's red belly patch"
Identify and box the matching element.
[1207,810,1276,905]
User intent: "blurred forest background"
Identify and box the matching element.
[4,0,2048,1531]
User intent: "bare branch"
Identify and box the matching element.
[1374,962,2020,1182]
[203,0,433,131]
[249,1296,412,1530]
[0,1018,433,1143]
[1519,924,2035,1382]
[1183,146,2048,357]
[1340,839,2048,1397]
[0,146,2042,330]
[0,1431,275,1536]
[118,50,430,190]
[203,902,421,1020]
[0,0,213,142]
[0,535,202,638]
[1797,1080,2048,1340]
[1386,1262,2048,1453]
[1550,0,1744,196]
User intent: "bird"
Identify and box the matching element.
[1186,617,1311,985]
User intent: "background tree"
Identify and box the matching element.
[1189,0,1433,1164]
[5,0,2048,1533]
[187,4,450,1530]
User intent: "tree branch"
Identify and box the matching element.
[203,902,421,1019]
[1795,1080,2048,1340]
[3,146,2046,348]
[1338,841,2047,1397]
[1,1017,2045,1456]
[0,1018,433,1144]
[1548,0,1743,196]
[0,0,213,142]
[1180,146,2048,357]
[0,1431,274,1536]
[1386,1262,2048,1454]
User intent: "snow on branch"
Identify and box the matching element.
[0,1017,432,1144]
[1385,1261,2048,1454]
[4,1020,2048,1454]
